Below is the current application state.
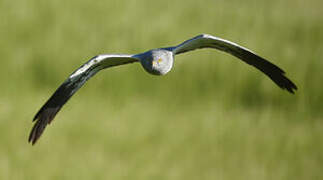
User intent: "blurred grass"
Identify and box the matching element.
[1,0,323,179]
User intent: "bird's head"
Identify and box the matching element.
[139,49,174,76]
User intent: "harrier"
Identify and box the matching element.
[29,34,297,144]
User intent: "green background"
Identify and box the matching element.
[1,0,322,179]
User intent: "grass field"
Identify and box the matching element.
[1,0,322,179]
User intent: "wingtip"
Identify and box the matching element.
[28,107,61,145]
[281,73,298,94]
[28,134,36,145]
[28,119,41,145]
[28,128,37,145]
[286,87,296,94]
[287,85,298,94]
[28,131,39,145]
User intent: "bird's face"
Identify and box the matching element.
[140,49,174,76]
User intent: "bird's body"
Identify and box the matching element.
[29,34,297,145]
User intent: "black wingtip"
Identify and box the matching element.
[285,86,297,94]
[285,78,298,94]
[269,70,297,94]
[28,55,106,145]
[29,78,75,145]
[232,47,298,95]
[274,75,297,94]
[29,107,61,145]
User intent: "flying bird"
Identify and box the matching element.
[29,34,297,145]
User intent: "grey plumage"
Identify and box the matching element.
[29,34,297,145]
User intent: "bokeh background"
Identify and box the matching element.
[1,0,322,179]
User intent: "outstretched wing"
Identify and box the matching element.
[29,54,139,145]
[172,34,297,93]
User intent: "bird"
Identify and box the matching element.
[28,34,297,145]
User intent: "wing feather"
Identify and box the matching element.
[173,34,297,93]
[29,54,139,145]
